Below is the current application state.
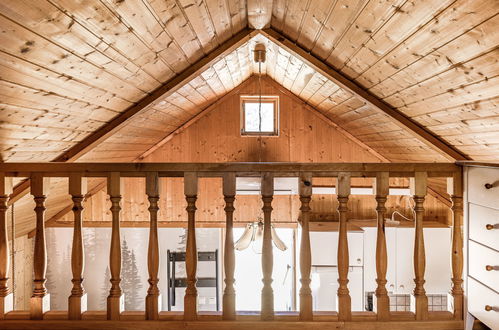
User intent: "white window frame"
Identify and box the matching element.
[240,95,279,136]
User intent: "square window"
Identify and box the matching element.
[241,96,279,136]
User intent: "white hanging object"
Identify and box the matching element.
[234,220,288,253]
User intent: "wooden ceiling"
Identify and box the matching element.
[2,0,497,235]
[268,0,499,161]
[1,0,498,165]
[0,0,247,161]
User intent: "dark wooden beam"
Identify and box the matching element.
[263,76,452,207]
[262,76,391,163]
[260,28,470,162]
[55,28,257,163]
[8,28,258,206]
[137,75,258,160]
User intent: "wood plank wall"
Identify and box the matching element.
[54,77,450,226]
[144,77,380,163]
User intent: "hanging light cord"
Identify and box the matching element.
[258,59,262,132]
[11,202,15,303]
[390,197,416,222]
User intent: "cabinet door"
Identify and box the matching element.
[362,227,396,293]
[395,227,452,294]
[386,228,397,293]
[395,228,414,294]
[310,231,364,266]
[424,228,451,294]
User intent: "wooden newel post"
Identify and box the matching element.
[146,172,161,320]
[337,172,351,321]
[222,172,236,320]
[107,172,123,320]
[68,173,88,320]
[30,173,50,320]
[0,173,13,319]
[374,172,389,320]
[447,172,463,320]
[261,172,274,321]
[410,172,428,320]
[299,173,313,321]
[184,172,198,321]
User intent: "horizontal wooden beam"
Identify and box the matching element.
[0,317,463,329]
[260,28,470,162]
[0,162,460,177]
[46,221,297,229]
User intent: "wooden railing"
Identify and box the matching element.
[0,162,464,328]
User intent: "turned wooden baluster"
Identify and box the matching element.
[447,172,464,320]
[337,172,351,321]
[222,172,236,320]
[0,174,13,319]
[410,172,428,320]
[68,173,87,320]
[261,172,274,321]
[299,173,313,321]
[30,173,50,320]
[146,172,160,320]
[374,172,389,320]
[184,172,198,321]
[107,172,123,320]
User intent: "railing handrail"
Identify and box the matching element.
[0,161,464,324]
[0,162,460,177]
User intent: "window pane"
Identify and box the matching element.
[244,102,274,133]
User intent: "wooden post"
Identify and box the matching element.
[68,173,87,320]
[447,172,463,320]
[184,172,198,321]
[0,174,13,319]
[107,172,123,320]
[30,173,50,320]
[222,172,236,320]
[410,172,428,320]
[261,172,274,321]
[374,172,390,320]
[299,173,313,321]
[145,172,160,320]
[337,172,351,321]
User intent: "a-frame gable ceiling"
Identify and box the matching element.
[1,0,498,167]
[4,0,498,235]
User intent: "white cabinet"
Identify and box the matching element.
[396,227,451,294]
[300,230,364,311]
[467,166,499,209]
[464,163,499,330]
[363,226,451,295]
[310,231,364,266]
[311,266,364,312]
[362,227,396,293]
[394,228,414,294]
[468,203,499,251]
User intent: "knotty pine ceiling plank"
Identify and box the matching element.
[262,28,469,161]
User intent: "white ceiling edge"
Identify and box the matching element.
[236,177,411,196]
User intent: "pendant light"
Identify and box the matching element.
[234,218,287,254]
